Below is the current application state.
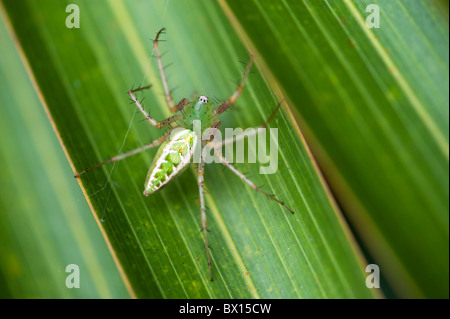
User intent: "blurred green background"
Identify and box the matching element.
[0,0,448,299]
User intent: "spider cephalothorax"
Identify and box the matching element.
[176,95,215,131]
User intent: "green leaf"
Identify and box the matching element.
[221,0,449,298]
[0,8,129,298]
[1,0,379,298]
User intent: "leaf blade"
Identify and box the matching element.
[221,0,449,298]
[2,0,379,298]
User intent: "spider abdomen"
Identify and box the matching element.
[143,128,198,195]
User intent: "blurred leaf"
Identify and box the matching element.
[1,0,381,298]
[0,8,129,298]
[220,0,449,298]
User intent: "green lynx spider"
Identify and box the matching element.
[75,28,294,281]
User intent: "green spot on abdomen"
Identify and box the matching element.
[166,152,181,165]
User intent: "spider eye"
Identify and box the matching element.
[199,96,208,103]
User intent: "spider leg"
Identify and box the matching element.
[128,86,181,128]
[213,54,255,117]
[175,98,190,112]
[260,98,284,128]
[197,120,222,281]
[206,100,284,150]
[197,156,213,281]
[214,151,294,214]
[209,119,221,140]
[74,129,172,178]
[153,28,177,113]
